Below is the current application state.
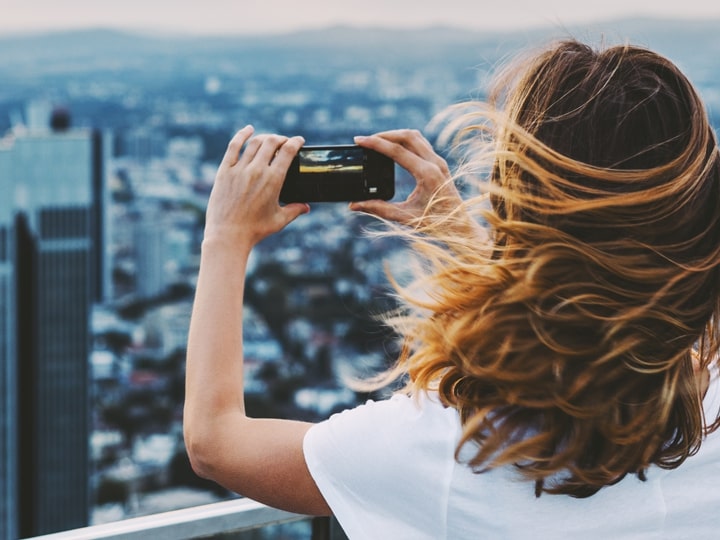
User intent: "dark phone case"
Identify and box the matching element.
[280,146,394,203]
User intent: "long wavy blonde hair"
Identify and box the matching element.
[382,40,720,497]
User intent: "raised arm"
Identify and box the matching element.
[183,126,330,515]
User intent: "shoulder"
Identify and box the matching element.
[303,392,461,539]
[305,391,459,457]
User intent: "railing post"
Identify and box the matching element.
[311,516,330,540]
[311,516,348,540]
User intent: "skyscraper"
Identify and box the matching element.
[0,105,108,538]
[0,135,18,540]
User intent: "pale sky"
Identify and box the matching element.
[2,0,720,36]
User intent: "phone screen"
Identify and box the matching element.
[299,147,364,175]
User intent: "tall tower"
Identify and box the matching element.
[0,136,18,540]
[0,105,108,538]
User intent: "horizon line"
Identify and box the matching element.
[2,14,719,40]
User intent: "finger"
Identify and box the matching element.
[222,125,255,167]
[349,200,413,224]
[237,136,265,167]
[283,202,310,218]
[376,129,437,157]
[359,129,444,169]
[251,134,289,167]
[379,131,449,174]
[260,136,304,197]
[356,130,446,169]
[270,136,304,174]
[278,202,310,227]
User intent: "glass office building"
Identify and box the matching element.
[0,109,108,538]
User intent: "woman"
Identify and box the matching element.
[183,39,720,538]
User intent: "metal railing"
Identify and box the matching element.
[28,498,338,540]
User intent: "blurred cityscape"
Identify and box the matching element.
[1,20,719,538]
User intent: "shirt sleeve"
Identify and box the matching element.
[303,393,460,540]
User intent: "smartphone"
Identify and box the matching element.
[280,145,394,203]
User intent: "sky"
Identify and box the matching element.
[2,0,720,36]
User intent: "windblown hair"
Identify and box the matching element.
[383,40,720,497]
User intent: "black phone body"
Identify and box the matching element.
[280,145,394,203]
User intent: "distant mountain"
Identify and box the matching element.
[0,25,506,66]
[1,18,719,77]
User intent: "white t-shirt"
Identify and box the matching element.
[303,371,720,539]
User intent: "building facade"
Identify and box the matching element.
[0,136,18,540]
[0,109,108,538]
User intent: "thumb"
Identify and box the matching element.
[350,200,409,223]
[349,199,389,215]
[280,202,310,225]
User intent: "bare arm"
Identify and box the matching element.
[183,126,330,516]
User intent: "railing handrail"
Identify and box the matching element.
[27,498,310,540]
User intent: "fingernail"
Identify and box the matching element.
[354,136,367,143]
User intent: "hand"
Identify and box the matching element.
[205,125,309,247]
[349,129,462,226]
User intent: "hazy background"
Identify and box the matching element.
[3,0,720,36]
[3,1,720,536]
